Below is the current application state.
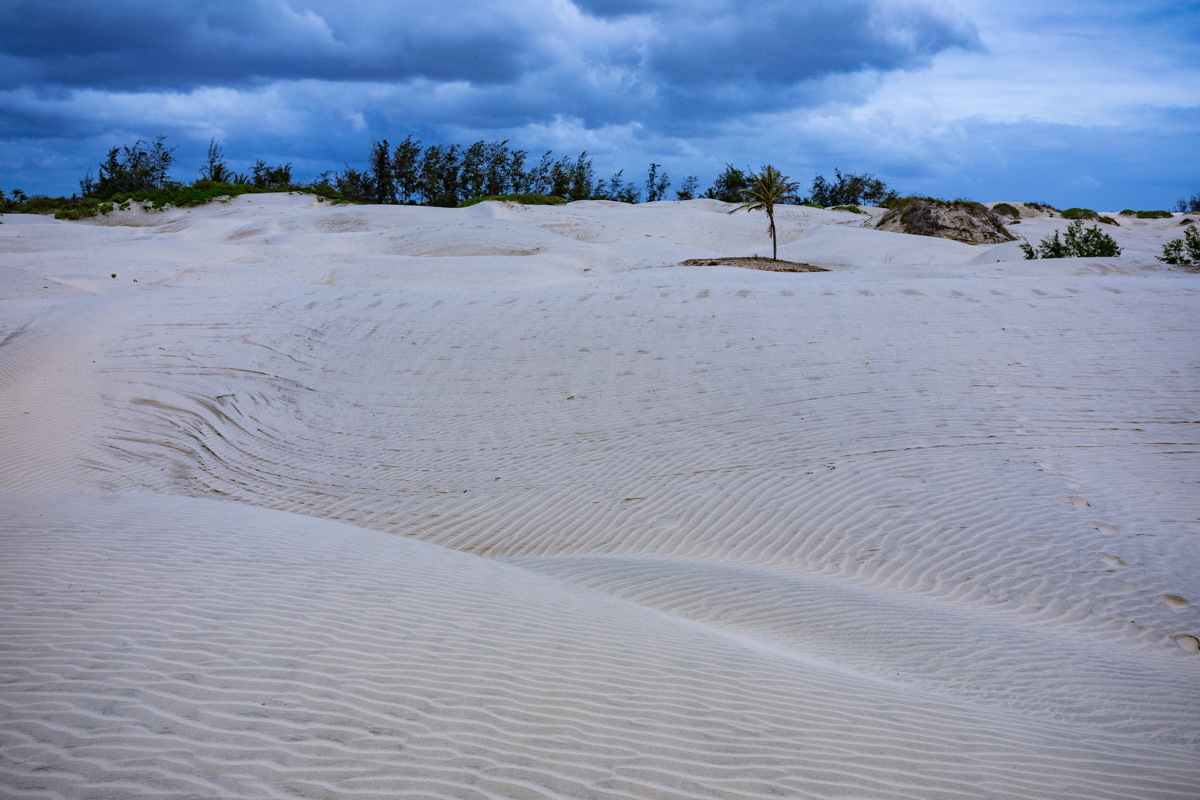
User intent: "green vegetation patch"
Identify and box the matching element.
[831,204,863,213]
[6,181,342,222]
[991,202,1020,218]
[457,193,569,208]
[1098,216,1119,226]
[1021,219,1122,259]
[108,181,265,208]
[1158,225,1200,265]
[1024,202,1060,213]
[1117,209,1172,219]
[1061,207,1098,220]
[106,181,339,208]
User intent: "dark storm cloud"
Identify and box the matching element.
[0,0,535,90]
[608,0,982,86]
[1,0,981,96]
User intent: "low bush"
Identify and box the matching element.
[992,202,1020,218]
[831,204,863,213]
[1024,202,1060,213]
[1157,225,1200,265]
[1117,209,1172,219]
[1098,216,1118,226]
[1061,207,1097,220]
[1020,219,1122,259]
[3,179,343,221]
[457,193,568,208]
[108,181,264,208]
[0,194,111,221]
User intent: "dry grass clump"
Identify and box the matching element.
[876,197,1017,244]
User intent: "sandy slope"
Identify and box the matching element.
[1,195,1198,799]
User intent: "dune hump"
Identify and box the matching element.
[876,197,1019,244]
[1,193,1198,799]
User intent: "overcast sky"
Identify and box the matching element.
[2,0,1197,207]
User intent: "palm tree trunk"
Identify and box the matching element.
[768,207,777,260]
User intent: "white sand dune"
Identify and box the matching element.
[2,195,1198,798]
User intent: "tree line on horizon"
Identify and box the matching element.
[2,133,1198,220]
[317,136,908,208]
[0,134,908,218]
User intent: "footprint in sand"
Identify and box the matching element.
[1098,552,1128,567]
[1091,521,1118,535]
[1162,594,1190,610]
[1172,634,1199,652]
[1068,496,1091,508]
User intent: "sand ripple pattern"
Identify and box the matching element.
[79,277,1200,633]
[2,493,1198,800]
[0,271,1177,750]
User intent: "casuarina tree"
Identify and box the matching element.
[727,165,800,261]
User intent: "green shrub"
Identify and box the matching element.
[456,193,568,208]
[1024,202,1060,213]
[1157,226,1200,265]
[1061,207,1097,220]
[992,202,1020,218]
[1137,209,1172,219]
[1119,209,1136,216]
[1098,216,1118,225]
[1020,219,1122,259]
[704,164,750,203]
[674,175,699,201]
[85,136,177,199]
[831,204,863,213]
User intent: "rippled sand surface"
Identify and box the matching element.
[2,196,1198,798]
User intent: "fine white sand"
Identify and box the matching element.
[2,195,1198,799]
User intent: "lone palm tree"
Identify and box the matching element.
[727,165,800,261]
